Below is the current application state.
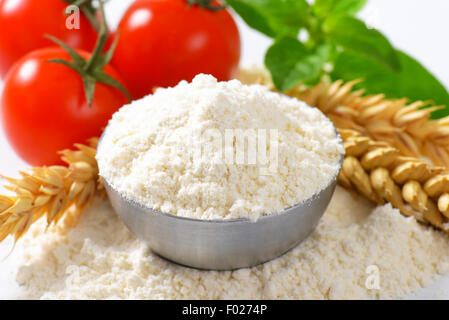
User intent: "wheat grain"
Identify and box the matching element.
[438,193,449,218]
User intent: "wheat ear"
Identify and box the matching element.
[300,82,449,231]
[0,138,102,242]
[297,81,449,168]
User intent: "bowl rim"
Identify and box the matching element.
[99,126,344,225]
[97,97,346,224]
[103,173,340,225]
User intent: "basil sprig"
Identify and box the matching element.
[227,0,449,118]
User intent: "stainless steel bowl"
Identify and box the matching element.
[99,106,343,270]
[102,163,341,270]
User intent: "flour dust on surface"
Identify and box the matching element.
[12,187,449,299]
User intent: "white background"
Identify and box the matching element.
[1,0,449,299]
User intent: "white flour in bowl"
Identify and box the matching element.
[13,187,449,299]
[96,74,343,221]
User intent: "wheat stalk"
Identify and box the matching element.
[239,68,449,232]
[0,138,102,242]
[299,82,449,167]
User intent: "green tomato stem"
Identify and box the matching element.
[85,0,108,71]
[187,0,226,11]
[48,0,131,106]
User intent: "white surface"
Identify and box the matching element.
[1,0,449,299]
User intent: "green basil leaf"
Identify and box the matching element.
[226,0,309,37]
[312,0,335,16]
[265,38,331,91]
[256,0,310,33]
[323,15,401,72]
[225,0,277,37]
[314,0,368,17]
[331,50,449,119]
[333,0,368,15]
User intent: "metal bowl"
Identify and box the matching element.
[99,102,343,270]
[102,163,341,270]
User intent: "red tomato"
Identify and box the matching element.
[1,48,129,166]
[112,0,241,99]
[0,0,98,78]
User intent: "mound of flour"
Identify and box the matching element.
[14,187,449,299]
[96,74,343,220]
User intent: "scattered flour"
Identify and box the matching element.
[96,74,343,220]
[14,187,449,299]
